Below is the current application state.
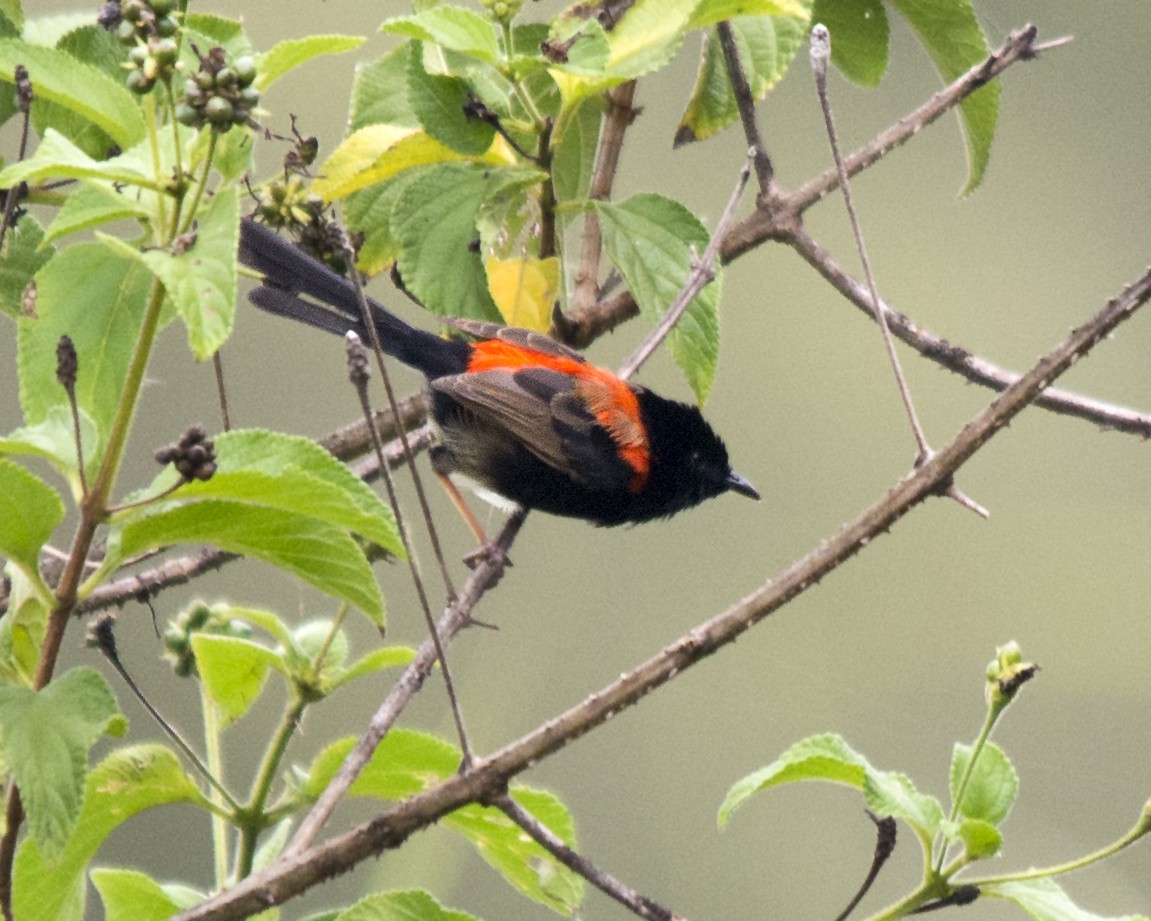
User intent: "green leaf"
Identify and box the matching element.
[605,0,700,80]
[345,167,429,275]
[0,567,48,688]
[194,428,404,558]
[332,645,417,689]
[381,8,500,64]
[43,183,151,246]
[0,128,159,191]
[114,502,385,624]
[810,0,888,86]
[91,869,182,921]
[183,12,250,61]
[950,741,1017,825]
[336,890,477,921]
[987,877,1149,921]
[447,787,584,913]
[350,43,421,133]
[676,13,807,146]
[593,194,721,402]
[32,26,125,158]
[392,163,503,320]
[307,732,583,911]
[0,459,63,589]
[689,0,809,29]
[0,215,53,319]
[18,238,153,440]
[947,817,1001,860]
[102,185,239,359]
[191,633,281,725]
[288,619,349,684]
[552,97,600,205]
[0,667,124,857]
[13,744,206,921]
[257,34,366,92]
[718,733,944,840]
[408,47,497,156]
[0,0,22,31]
[888,0,997,194]
[0,39,146,149]
[0,405,101,497]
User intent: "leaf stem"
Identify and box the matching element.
[202,691,231,889]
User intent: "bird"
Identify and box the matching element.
[238,217,759,530]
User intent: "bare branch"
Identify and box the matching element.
[174,266,1151,921]
[494,792,685,921]
[715,22,774,195]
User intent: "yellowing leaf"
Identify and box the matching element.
[485,256,559,332]
[314,125,517,202]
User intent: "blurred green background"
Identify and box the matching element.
[6,1,1151,919]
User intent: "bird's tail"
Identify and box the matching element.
[239,217,463,377]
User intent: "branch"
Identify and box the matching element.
[493,792,684,921]
[174,265,1151,921]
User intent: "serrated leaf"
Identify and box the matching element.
[0,667,123,857]
[863,769,943,837]
[307,732,583,912]
[987,877,1149,921]
[288,619,349,683]
[593,194,720,401]
[381,7,500,64]
[950,741,1017,825]
[485,255,559,332]
[114,502,385,624]
[0,568,48,687]
[810,0,888,86]
[0,128,159,190]
[0,0,22,31]
[0,459,63,589]
[351,43,422,132]
[949,817,1001,860]
[13,744,206,921]
[0,40,145,149]
[91,869,182,921]
[313,125,469,202]
[676,13,807,146]
[345,168,429,275]
[188,428,404,558]
[18,239,153,442]
[888,0,997,194]
[43,184,150,246]
[0,215,53,319]
[392,163,503,320]
[718,733,944,840]
[256,34,365,92]
[0,406,101,498]
[32,26,124,158]
[102,185,238,359]
[191,634,281,725]
[690,0,809,29]
[409,48,497,156]
[336,890,477,921]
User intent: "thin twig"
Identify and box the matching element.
[284,509,527,857]
[343,331,473,767]
[212,351,232,431]
[336,227,458,602]
[617,153,753,381]
[494,792,685,921]
[810,25,931,458]
[561,81,638,330]
[715,22,774,195]
[832,812,897,921]
[0,65,33,250]
[174,265,1151,921]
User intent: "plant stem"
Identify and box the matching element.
[935,699,1005,873]
[235,694,307,880]
[202,691,231,889]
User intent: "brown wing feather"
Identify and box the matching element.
[444,318,587,364]
[431,367,634,492]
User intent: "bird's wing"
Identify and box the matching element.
[432,366,637,493]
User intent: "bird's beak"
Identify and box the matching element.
[725,469,760,501]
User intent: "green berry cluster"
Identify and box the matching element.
[101,0,180,46]
[164,602,251,678]
[478,0,523,24]
[176,45,259,132]
[124,35,180,95]
[252,175,323,231]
